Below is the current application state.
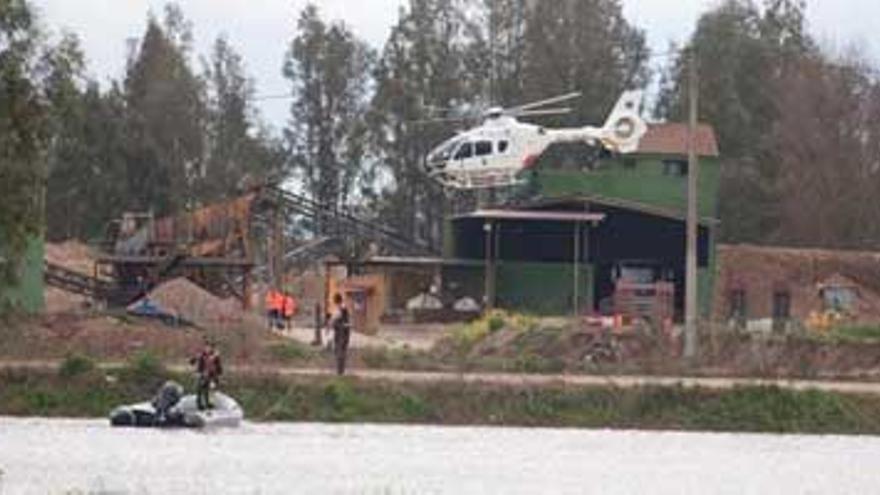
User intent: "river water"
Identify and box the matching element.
[1,417,879,494]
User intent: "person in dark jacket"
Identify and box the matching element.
[191,340,223,410]
[326,294,351,375]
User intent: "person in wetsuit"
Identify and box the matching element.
[191,340,223,410]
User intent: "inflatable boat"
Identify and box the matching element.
[109,381,243,428]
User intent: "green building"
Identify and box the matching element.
[0,233,45,313]
[447,123,721,319]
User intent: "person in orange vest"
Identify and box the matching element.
[265,290,276,330]
[273,290,286,330]
[266,289,284,330]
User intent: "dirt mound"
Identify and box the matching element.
[44,241,102,314]
[44,287,89,314]
[44,241,96,276]
[136,277,245,330]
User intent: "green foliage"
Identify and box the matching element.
[827,326,880,343]
[320,379,360,421]
[451,320,491,354]
[124,350,166,384]
[450,310,536,354]
[656,0,880,250]
[202,35,284,202]
[58,353,95,379]
[487,313,506,333]
[124,16,204,216]
[360,347,423,370]
[283,4,375,222]
[0,0,47,288]
[268,341,312,363]
[39,6,282,242]
[512,352,565,374]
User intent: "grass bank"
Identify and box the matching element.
[2,357,880,435]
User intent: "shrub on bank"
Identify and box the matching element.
[449,310,537,355]
[58,353,95,379]
[121,350,168,388]
[830,325,880,342]
[267,341,313,363]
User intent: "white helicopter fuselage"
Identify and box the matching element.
[425,90,646,189]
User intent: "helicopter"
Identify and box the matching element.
[424,90,647,189]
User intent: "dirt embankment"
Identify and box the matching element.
[429,313,880,379]
[1,309,327,367]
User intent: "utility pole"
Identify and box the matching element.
[684,49,700,361]
[573,223,579,319]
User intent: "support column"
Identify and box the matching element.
[483,221,496,310]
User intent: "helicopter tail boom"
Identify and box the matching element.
[542,90,647,153]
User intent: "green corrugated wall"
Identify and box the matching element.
[496,262,593,315]
[534,156,721,219]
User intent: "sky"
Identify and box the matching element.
[30,0,880,132]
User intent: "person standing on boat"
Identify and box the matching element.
[191,340,223,410]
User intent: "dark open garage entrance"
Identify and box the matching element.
[449,197,715,319]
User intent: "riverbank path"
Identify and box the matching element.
[4,359,880,395]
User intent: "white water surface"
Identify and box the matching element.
[1,417,879,494]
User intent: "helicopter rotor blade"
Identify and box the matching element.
[510,92,582,113]
[511,108,573,118]
[409,116,474,126]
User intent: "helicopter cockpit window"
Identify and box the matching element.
[454,142,474,160]
[475,141,492,157]
[429,138,463,164]
[498,141,509,153]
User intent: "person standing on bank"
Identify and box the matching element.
[326,293,351,375]
[191,340,223,410]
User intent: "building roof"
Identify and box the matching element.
[637,123,719,157]
[519,195,720,227]
[453,209,606,223]
[325,256,484,268]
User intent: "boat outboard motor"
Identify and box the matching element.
[151,380,184,425]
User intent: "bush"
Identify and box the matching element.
[126,350,166,383]
[397,392,431,418]
[450,311,510,352]
[832,326,880,342]
[487,313,506,333]
[268,341,312,363]
[321,379,360,421]
[58,354,95,379]
[513,353,566,374]
[361,347,424,370]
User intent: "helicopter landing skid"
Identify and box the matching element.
[434,169,525,190]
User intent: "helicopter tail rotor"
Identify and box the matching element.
[600,90,647,154]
